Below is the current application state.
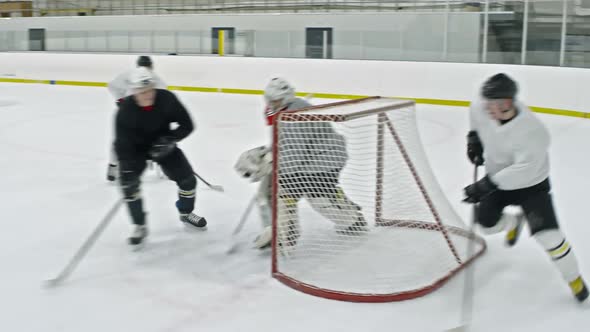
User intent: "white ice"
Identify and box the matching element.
[0,83,588,332]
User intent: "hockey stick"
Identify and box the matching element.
[226,194,257,254]
[448,165,479,332]
[43,199,124,288]
[193,171,224,192]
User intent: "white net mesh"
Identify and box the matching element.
[271,97,485,302]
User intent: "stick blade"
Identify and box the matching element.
[226,238,244,255]
[211,185,225,192]
[226,244,239,255]
[446,324,470,332]
[42,278,62,289]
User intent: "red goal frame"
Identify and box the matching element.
[270,97,486,302]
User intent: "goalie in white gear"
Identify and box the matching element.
[106,56,167,182]
[235,78,367,250]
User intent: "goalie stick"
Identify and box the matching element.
[226,194,257,254]
[43,199,124,288]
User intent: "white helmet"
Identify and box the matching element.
[128,67,155,90]
[264,77,295,112]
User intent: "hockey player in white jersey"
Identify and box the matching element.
[106,55,167,181]
[463,73,588,302]
[235,78,367,250]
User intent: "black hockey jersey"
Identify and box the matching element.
[114,89,194,161]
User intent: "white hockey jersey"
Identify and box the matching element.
[107,69,167,100]
[469,99,550,190]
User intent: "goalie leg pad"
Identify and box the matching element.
[256,175,272,228]
[307,187,367,233]
[254,177,272,249]
[277,197,300,248]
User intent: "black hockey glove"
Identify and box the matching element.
[463,175,497,203]
[466,131,484,166]
[149,136,176,161]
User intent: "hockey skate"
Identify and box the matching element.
[106,164,118,182]
[570,276,589,302]
[505,212,525,247]
[180,212,207,230]
[128,225,148,246]
[254,226,272,249]
[337,220,369,235]
[336,214,369,236]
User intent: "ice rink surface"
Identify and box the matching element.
[0,83,588,332]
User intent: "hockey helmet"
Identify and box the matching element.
[129,67,155,91]
[482,73,518,100]
[264,77,295,112]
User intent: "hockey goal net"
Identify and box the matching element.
[271,96,486,302]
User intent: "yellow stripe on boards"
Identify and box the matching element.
[53,80,107,87]
[167,86,220,93]
[0,78,51,84]
[530,106,588,119]
[1,77,589,118]
[407,98,471,107]
[220,88,263,95]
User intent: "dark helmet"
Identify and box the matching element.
[136,56,153,68]
[482,73,518,99]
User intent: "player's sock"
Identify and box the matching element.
[534,229,585,301]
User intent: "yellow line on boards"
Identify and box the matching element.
[1,77,588,118]
[0,78,51,84]
[53,80,107,87]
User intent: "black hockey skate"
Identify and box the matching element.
[180,212,207,230]
[570,276,589,302]
[128,225,148,246]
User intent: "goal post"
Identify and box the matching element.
[270,96,486,302]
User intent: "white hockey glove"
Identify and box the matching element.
[234,146,272,183]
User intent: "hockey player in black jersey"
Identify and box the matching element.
[106,55,167,182]
[464,73,587,302]
[114,67,207,246]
